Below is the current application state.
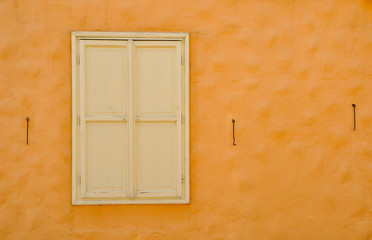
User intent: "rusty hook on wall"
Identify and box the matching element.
[352,104,356,130]
[232,119,237,146]
[26,117,30,144]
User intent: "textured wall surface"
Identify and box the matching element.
[1,0,372,239]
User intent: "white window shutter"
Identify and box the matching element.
[79,40,130,198]
[133,41,183,198]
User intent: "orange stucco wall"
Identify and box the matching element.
[1,0,372,239]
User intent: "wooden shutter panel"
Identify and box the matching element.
[79,40,130,198]
[133,41,183,198]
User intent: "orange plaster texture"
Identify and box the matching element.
[1,0,372,239]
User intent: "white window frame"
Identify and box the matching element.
[71,32,190,205]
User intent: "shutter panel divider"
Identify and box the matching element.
[175,41,183,197]
[128,39,134,198]
[79,40,87,198]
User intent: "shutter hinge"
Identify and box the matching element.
[77,116,81,124]
[181,115,184,124]
[181,175,184,184]
[77,56,80,65]
[78,175,81,184]
[181,55,184,65]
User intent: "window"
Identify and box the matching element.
[71,32,189,205]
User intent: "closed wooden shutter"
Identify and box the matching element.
[79,40,130,198]
[73,35,187,204]
[133,41,182,198]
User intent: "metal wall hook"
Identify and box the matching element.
[26,117,30,144]
[352,104,356,130]
[232,119,237,146]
